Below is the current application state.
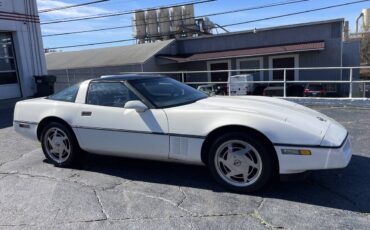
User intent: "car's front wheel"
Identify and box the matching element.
[208,132,275,193]
[41,122,82,167]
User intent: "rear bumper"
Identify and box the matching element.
[275,136,352,174]
[13,120,39,141]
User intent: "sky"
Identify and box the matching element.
[37,0,370,51]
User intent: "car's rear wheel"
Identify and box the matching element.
[41,122,82,167]
[207,132,275,193]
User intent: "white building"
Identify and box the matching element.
[0,0,46,100]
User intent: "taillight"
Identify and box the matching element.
[304,89,309,93]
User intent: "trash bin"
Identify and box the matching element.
[34,75,56,97]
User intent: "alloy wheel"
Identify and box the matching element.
[214,140,262,187]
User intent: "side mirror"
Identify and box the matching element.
[124,100,148,113]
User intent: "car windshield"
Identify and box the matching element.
[129,77,208,108]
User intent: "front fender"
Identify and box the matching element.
[165,108,324,146]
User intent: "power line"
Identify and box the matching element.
[46,38,137,50]
[42,0,309,37]
[39,0,110,13]
[45,0,369,50]
[41,0,215,24]
[223,0,370,28]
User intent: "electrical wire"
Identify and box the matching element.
[39,0,109,13]
[45,0,370,50]
[222,0,370,28]
[41,0,215,24]
[42,0,308,37]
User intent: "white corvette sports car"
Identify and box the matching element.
[14,75,352,192]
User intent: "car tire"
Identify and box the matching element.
[207,132,275,193]
[41,122,83,167]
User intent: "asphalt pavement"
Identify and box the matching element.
[0,105,369,229]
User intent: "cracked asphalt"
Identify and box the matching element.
[0,105,369,229]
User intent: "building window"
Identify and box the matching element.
[207,60,230,82]
[237,57,263,80]
[269,54,299,81]
[0,33,18,85]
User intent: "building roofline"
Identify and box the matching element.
[45,39,175,70]
[142,39,175,64]
[46,62,141,71]
[45,39,175,57]
[177,18,345,41]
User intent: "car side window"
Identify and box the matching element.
[86,82,139,107]
[47,83,80,102]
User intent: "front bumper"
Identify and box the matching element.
[275,136,352,174]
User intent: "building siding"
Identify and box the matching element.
[176,21,343,55]
[0,0,47,99]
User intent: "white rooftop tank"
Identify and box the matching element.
[171,6,183,38]
[183,4,195,36]
[146,9,159,42]
[133,11,146,44]
[363,8,370,31]
[158,8,171,40]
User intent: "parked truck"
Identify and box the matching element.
[228,74,255,96]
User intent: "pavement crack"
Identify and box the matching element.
[107,213,250,222]
[1,213,273,227]
[0,174,7,180]
[56,218,107,225]
[250,197,286,230]
[53,208,61,222]
[94,190,109,220]
[177,187,187,208]
[0,223,37,227]
[257,197,265,210]
[101,180,131,191]
[0,148,41,169]
[0,171,93,189]
[250,210,286,230]
[123,190,196,216]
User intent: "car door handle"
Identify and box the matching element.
[81,111,92,116]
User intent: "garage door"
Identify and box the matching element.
[0,33,21,100]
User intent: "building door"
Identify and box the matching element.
[0,33,21,100]
[270,55,298,81]
[208,60,230,82]
[237,57,263,80]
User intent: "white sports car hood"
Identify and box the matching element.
[196,96,328,123]
[185,96,347,147]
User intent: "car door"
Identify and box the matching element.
[74,81,169,160]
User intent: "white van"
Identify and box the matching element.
[228,74,255,96]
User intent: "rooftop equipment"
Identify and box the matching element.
[158,8,171,40]
[171,6,183,38]
[132,4,216,43]
[198,17,215,34]
[356,8,370,33]
[352,9,370,67]
[183,4,196,37]
[133,11,146,44]
[146,9,159,42]
[363,8,370,32]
